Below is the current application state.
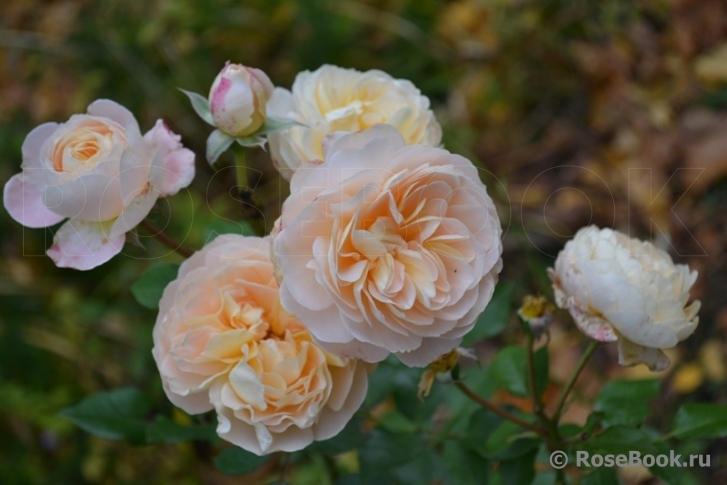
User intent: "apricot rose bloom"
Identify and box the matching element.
[267,64,442,180]
[272,125,503,367]
[3,100,195,270]
[549,225,700,371]
[152,235,369,455]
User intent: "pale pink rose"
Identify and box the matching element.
[209,63,274,137]
[152,235,370,455]
[272,125,503,367]
[3,100,195,270]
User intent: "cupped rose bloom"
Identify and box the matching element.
[152,234,370,455]
[267,64,442,180]
[548,225,700,371]
[272,125,503,367]
[209,62,274,137]
[3,100,195,270]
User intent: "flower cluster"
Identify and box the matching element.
[4,62,701,457]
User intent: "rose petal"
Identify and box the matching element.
[4,173,64,228]
[47,218,124,270]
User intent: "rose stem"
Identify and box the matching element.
[551,340,599,423]
[139,219,194,258]
[525,328,561,448]
[455,382,542,433]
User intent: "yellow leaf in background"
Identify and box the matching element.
[699,339,727,383]
[672,362,704,394]
[695,43,727,84]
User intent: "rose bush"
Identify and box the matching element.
[272,124,503,366]
[152,234,370,455]
[549,225,700,371]
[3,99,194,270]
[267,64,442,180]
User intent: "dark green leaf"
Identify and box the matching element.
[358,428,422,472]
[580,467,618,485]
[58,388,151,444]
[212,447,270,476]
[463,408,504,457]
[463,283,514,345]
[131,263,179,310]
[594,379,660,427]
[490,346,528,397]
[145,416,217,444]
[443,441,490,485]
[581,426,658,456]
[179,89,214,126]
[379,411,417,434]
[672,403,727,440]
[533,346,549,399]
[499,447,537,485]
[305,415,367,455]
[203,218,256,242]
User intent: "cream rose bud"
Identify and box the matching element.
[3,99,195,270]
[267,64,442,180]
[549,225,700,371]
[208,63,274,137]
[153,235,370,455]
[272,125,503,367]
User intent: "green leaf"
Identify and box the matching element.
[305,415,367,455]
[533,346,549,399]
[499,447,537,485]
[235,134,267,149]
[358,428,422,472]
[203,218,256,242]
[581,426,659,456]
[580,467,619,485]
[594,379,660,427]
[131,263,179,310]
[58,388,151,444]
[490,346,529,397]
[672,403,727,440]
[464,409,505,457]
[443,441,490,485]
[212,447,270,476]
[145,416,217,444]
[463,283,513,345]
[379,411,418,434]
[179,89,214,126]
[206,129,235,165]
[256,117,302,135]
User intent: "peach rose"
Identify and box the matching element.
[272,125,503,366]
[267,64,442,180]
[152,234,369,455]
[3,100,195,270]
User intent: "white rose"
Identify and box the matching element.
[549,225,700,371]
[208,63,274,137]
[267,64,442,180]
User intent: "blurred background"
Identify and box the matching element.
[1,0,726,483]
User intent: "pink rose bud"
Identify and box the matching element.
[208,63,274,137]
